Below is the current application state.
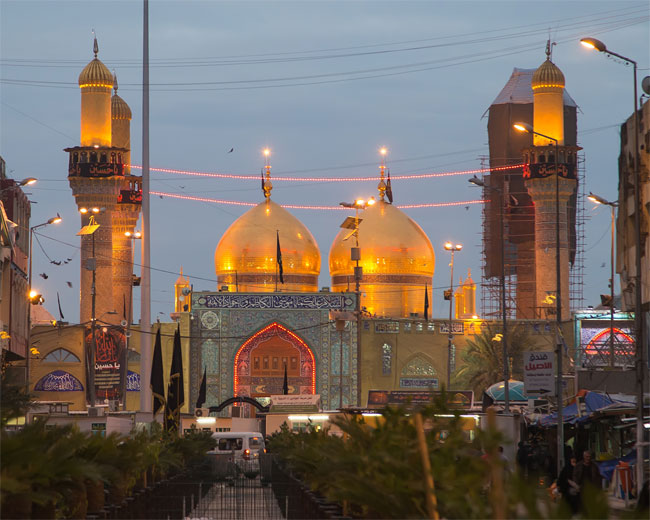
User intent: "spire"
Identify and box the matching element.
[263,148,272,199]
[377,147,388,201]
[545,39,551,60]
[92,29,98,58]
[112,70,118,93]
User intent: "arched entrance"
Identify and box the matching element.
[584,327,635,366]
[234,322,316,397]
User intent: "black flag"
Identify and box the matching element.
[261,169,265,196]
[151,328,165,415]
[196,367,207,409]
[276,230,284,284]
[424,284,429,320]
[123,294,127,322]
[282,363,289,395]
[56,292,65,321]
[165,325,185,434]
[386,170,394,204]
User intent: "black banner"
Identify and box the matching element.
[367,389,474,409]
[70,163,124,178]
[523,162,576,180]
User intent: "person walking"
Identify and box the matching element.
[574,450,602,511]
[557,456,580,514]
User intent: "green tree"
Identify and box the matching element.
[453,323,536,397]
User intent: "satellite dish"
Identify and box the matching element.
[642,76,650,96]
[120,319,128,327]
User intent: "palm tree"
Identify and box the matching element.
[453,323,535,397]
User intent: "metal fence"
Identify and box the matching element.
[92,454,348,520]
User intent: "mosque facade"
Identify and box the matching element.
[28,40,579,415]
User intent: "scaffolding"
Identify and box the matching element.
[479,154,586,319]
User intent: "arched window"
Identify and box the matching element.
[43,348,80,363]
[100,152,107,163]
[89,151,98,163]
[382,343,392,375]
[80,152,88,163]
[73,152,79,164]
[111,152,116,164]
[539,154,546,163]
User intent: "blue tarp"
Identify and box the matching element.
[539,392,632,427]
[596,451,636,481]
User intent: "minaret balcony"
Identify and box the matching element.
[64,145,128,178]
[523,162,576,181]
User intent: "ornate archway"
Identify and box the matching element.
[584,327,635,366]
[234,322,316,397]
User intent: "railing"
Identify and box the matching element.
[87,455,349,520]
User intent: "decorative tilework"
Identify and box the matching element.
[196,293,354,310]
[402,355,436,376]
[201,311,220,330]
[34,371,84,391]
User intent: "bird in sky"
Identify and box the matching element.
[66,281,73,288]
[228,148,234,153]
[50,260,61,265]
[39,273,48,279]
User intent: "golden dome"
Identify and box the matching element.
[531,59,565,90]
[79,38,112,87]
[111,93,132,120]
[329,200,435,318]
[215,199,321,292]
[79,58,113,87]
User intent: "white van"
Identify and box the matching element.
[208,431,265,462]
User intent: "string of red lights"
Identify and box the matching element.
[133,163,523,182]
[151,191,486,210]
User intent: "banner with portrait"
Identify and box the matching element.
[85,325,127,405]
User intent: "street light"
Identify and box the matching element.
[514,121,564,473]
[444,241,462,390]
[580,37,645,495]
[0,177,37,194]
[587,192,618,368]
[469,175,510,413]
[77,207,104,408]
[27,213,62,386]
[339,197,375,408]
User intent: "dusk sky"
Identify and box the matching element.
[1,1,648,323]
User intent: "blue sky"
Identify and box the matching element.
[1,1,648,322]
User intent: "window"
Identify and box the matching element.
[263,357,269,370]
[416,322,423,332]
[382,344,392,376]
[403,322,412,332]
[218,438,243,451]
[253,357,260,370]
[43,348,80,363]
[427,322,435,332]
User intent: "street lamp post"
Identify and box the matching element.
[588,193,618,367]
[580,37,645,495]
[514,122,564,473]
[0,177,37,196]
[469,175,510,413]
[77,207,103,408]
[444,242,462,390]
[339,197,375,408]
[27,213,62,385]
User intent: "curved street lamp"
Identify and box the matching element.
[514,121,564,474]
[580,37,645,495]
[587,192,618,368]
[444,241,462,389]
[469,175,510,413]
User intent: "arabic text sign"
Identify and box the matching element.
[523,351,555,396]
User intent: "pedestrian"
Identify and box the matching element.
[557,456,580,514]
[574,450,602,490]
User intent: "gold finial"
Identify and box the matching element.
[378,147,388,201]
[92,30,98,58]
[263,148,272,199]
[112,70,118,93]
[180,266,183,277]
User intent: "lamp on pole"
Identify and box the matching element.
[514,121,564,473]
[587,193,618,368]
[27,213,62,384]
[580,37,645,495]
[469,175,510,413]
[339,197,376,408]
[77,207,103,408]
[0,177,37,195]
[443,242,462,389]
